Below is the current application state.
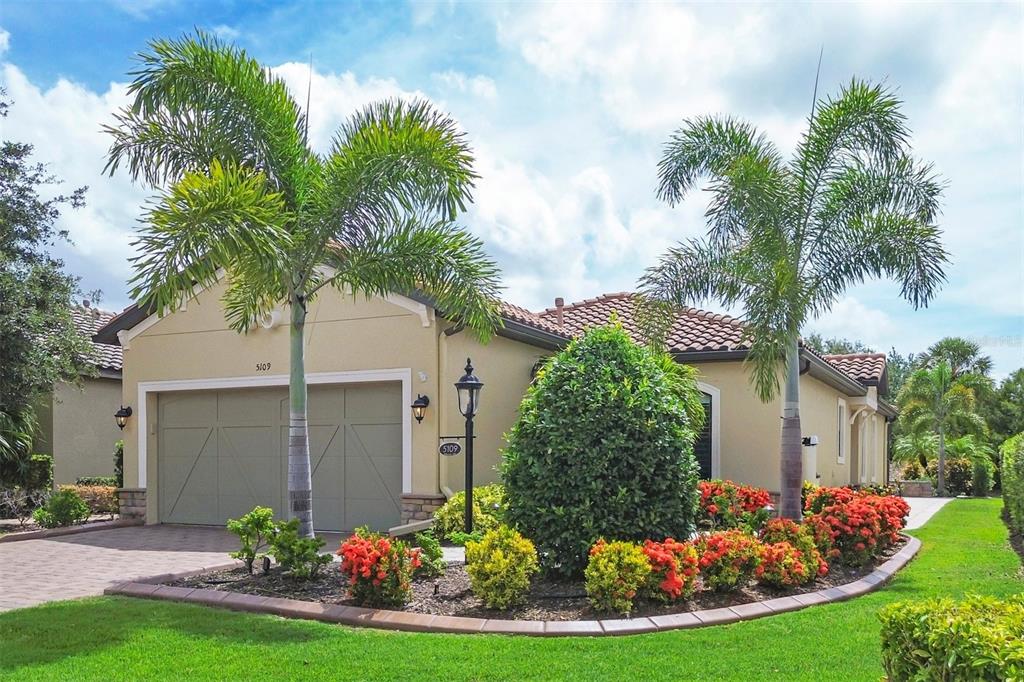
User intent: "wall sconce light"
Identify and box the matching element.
[115,405,133,430]
[411,394,430,423]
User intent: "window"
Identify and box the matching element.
[837,400,847,464]
[693,392,713,479]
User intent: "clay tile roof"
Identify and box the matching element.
[537,292,749,352]
[70,306,123,372]
[499,301,567,337]
[823,353,887,384]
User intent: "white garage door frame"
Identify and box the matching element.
[136,368,413,495]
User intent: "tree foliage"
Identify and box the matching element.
[1,92,94,470]
[803,334,874,356]
[502,324,701,577]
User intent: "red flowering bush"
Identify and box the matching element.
[759,518,828,579]
[756,541,813,588]
[806,498,882,566]
[642,538,699,601]
[863,494,910,549]
[697,479,772,531]
[804,485,859,514]
[694,530,761,591]
[338,528,421,607]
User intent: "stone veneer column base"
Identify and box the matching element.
[118,488,146,520]
[400,493,447,524]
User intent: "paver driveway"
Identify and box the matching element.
[0,525,237,612]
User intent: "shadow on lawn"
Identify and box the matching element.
[0,596,329,672]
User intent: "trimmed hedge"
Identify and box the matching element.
[1002,433,1024,534]
[502,324,701,576]
[879,594,1024,681]
[60,485,117,515]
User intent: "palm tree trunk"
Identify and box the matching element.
[779,339,803,520]
[936,425,946,497]
[287,294,314,538]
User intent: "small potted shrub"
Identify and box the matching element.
[465,525,539,609]
[694,530,761,591]
[338,528,421,607]
[584,539,651,615]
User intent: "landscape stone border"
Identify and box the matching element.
[105,534,920,637]
[0,517,142,544]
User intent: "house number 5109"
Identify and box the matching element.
[255,362,272,372]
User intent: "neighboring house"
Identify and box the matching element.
[34,304,124,485]
[94,283,894,532]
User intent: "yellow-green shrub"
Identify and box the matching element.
[465,525,538,609]
[880,594,1024,681]
[584,539,652,615]
[433,484,504,542]
[1002,434,1024,534]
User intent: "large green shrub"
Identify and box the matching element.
[1002,433,1024,534]
[433,484,504,542]
[926,457,973,496]
[879,594,1024,681]
[2,453,53,490]
[502,324,701,576]
[31,487,89,528]
[465,525,539,609]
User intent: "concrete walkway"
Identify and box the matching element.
[903,496,954,530]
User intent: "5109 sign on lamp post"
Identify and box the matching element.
[454,359,483,534]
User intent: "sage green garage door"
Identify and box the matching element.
[157,383,402,531]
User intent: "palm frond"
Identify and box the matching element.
[128,159,292,320]
[325,217,502,340]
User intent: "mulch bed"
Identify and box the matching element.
[168,537,905,621]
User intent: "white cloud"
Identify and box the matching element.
[0,28,9,56]
[432,70,498,101]
[1,64,143,279]
[806,297,896,350]
[212,25,240,41]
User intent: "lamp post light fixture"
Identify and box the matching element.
[411,394,430,423]
[454,358,483,534]
[114,405,133,431]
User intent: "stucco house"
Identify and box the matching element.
[93,283,895,532]
[35,304,124,485]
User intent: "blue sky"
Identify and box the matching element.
[2,1,1022,376]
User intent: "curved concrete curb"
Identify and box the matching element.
[0,518,142,544]
[106,535,921,637]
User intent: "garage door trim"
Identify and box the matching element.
[136,368,413,494]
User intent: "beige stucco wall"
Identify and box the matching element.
[48,377,123,485]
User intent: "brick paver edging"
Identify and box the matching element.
[104,534,921,637]
[0,518,143,544]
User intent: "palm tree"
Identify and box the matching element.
[892,431,938,468]
[641,80,948,519]
[919,337,993,379]
[105,32,502,537]
[898,362,986,495]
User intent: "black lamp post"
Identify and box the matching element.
[454,358,483,534]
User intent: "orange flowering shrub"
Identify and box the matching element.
[642,538,699,601]
[806,498,883,566]
[338,528,421,607]
[697,479,772,531]
[759,518,828,578]
[694,530,761,591]
[803,485,859,515]
[756,541,813,587]
[863,494,910,549]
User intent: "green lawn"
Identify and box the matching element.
[1,499,1020,681]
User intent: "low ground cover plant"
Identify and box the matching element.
[1002,433,1024,534]
[642,538,699,601]
[338,528,421,607]
[465,525,539,609]
[503,324,701,576]
[270,519,331,579]
[879,594,1024,681]
[697,479,772,531]
[31,487,89,528]
[694,530,761,591]
[433,484,505,543]
[227,506,275,574]
[584,539,652,615]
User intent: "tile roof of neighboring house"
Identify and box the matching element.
[536,292,748,352]
[498,301,566,336]
[823,353,888,385]
[71,305,123,372]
